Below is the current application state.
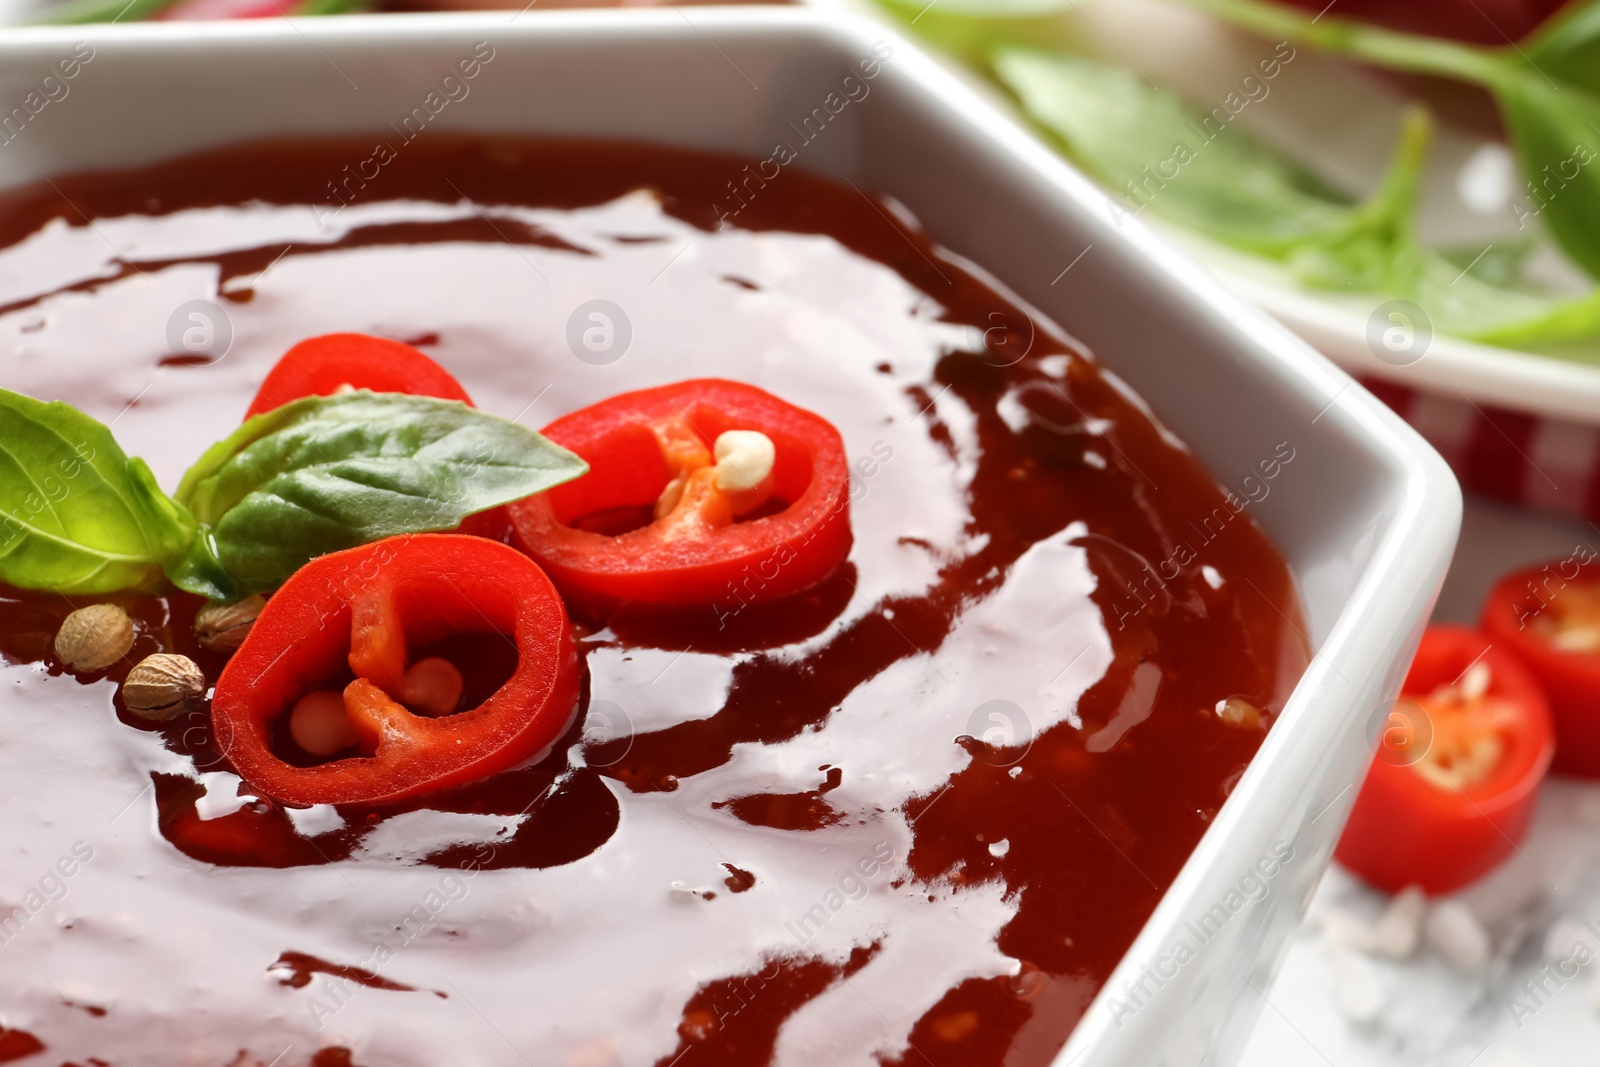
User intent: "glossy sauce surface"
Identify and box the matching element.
[0,138,1308,1067]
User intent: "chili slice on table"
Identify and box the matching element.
[509,379,852,612]
[1482,557,1600,778]
[212,533,579,807]
[243,332,509,541]
[1336,625,1554,894]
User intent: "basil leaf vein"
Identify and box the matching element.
[0,388,195,594]
[170,391,586,600]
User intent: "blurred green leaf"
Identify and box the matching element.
[1522,0,1600,97]
[1285,105,1431,292]
[993,48,1600,350]
[1179,0,1600,283]
[33,0,176,23]
[874,0,1078,61]
[993,48,1352,256]
[292,0,372,14]
[1438,239,1536,288]
[1493,74,1600,279]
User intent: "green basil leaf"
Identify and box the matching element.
[1494,75,1600,279]
[1453,279,1600,348]
[876,0,1078,58]
[989,47,1600,352]
[169,392,587,600]
[1382,252,1600,346]
[1284,107,1431,292]
[1438,238,1536,288]
[1285,113,1600,350]
[893,0,1075,13]
[1522,0,1600,97]
[31,0,176,24]
[993,48,1355,256]
[1175,0,1600,283]
[0,389,195,594]
[1267,110,1600,350]
[1173,0,1506,85]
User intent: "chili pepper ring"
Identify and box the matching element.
[510,379,853,611]
[212,534,580,807]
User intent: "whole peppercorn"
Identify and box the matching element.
[54,604,136,673]
[121,654,206,721]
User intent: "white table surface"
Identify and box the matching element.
[1239,494,1600,1067]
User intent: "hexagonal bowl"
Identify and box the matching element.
[0,9,1459,1065]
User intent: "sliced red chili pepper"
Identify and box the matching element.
[1482,556,1600,777]
[509,379,852,612]
[212,533,579,806]
[1336,625,1553,894]
[244,333,474,419]
[243,333,508,541]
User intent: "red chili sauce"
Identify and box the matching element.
[0,138,1308,1066]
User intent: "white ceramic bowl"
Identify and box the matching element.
[0,9,1460,1065]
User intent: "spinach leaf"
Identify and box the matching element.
[170,392,586,601]
[0,389,195,594]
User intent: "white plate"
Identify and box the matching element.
[824,0,1600,425]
